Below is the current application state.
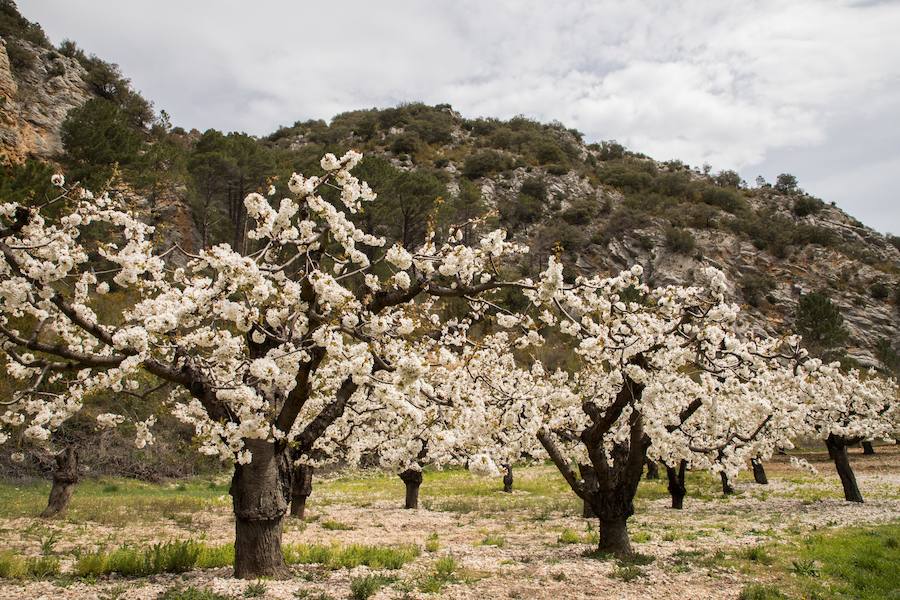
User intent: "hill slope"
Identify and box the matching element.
[1,2,898,370]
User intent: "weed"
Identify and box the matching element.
[320,519,354,531]
[243,580,267,597]
[737,584,788,600]
[479,534,506,548]
[425,533,439,552]
[349,574,395,599]
[160,588,232,600]
[610,564,643,581]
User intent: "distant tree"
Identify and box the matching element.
[795,292,849,360]
[774,173,800,195]
[713,170,742,188]
[598,140,625,160]
[61,98,142,177]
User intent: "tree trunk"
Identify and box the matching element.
[579,463,597,518]
[289,464,314,519]
[230,440,292,579]
[862,441,875,455]
[645,459,659,480]
[719,471,734,495]
[826,435,863,503]
[596,515,631,556]
[502,464,513,493]
[41,447,78,518]
[751,458,768,485]
[399,469,423,510]
[666,461,686,510]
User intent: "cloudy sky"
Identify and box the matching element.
[21,0,900,233]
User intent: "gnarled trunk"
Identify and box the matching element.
[290,464,314,519]
[596,514,631,555]
[826,435,863,503]
[41,447,78,518]
[399,469,423,509]
[862,441,875,455]
[666,461,687,509]
[751,458,768,485]
[644,459,659,480]
[719,471,734,495]
[579,463,597,518]
[502,464,513,493]
[230,440,292,579]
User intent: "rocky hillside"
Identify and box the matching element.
[1,3,897,370]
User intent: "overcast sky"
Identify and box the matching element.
[20,0,900,234]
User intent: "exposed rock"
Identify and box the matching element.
[0,37,91,163]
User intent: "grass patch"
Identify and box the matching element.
[160,587,233,600]
[479,534,506,548]
[419,555,458,594]
[283,543,420,570]
[74,540,203,577]
[737,584,788,600]
[320,519,354,531]
[425,532,440,552]
[349,574,396,599]
[0,551,61,579]
[610,564,644,581]
[243,581,267,597]
[730,523,900,600]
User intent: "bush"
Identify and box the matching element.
[665,226,696,254]
[5,38,34,71]
[463,150,512,179]
[870,281,890,300]
[793,196,822,217]
[741,273,775,307]
[389,133,419,155]
[795,292,848,359]
[701,186,746,214]
[520,176,548,202]
[350,575,395,600]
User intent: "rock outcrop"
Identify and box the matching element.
[0,37,91,163]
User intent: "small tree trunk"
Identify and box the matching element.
[719,471,734,495]
[826,435,863,503]
[645,460,659,480]
[41,447,78,518]
[502,464,513,493]
[230,440,292,579]
[862,441,875,455]
[290,464,314,519]
[666,461,687,510]
[579,463,597,518]
[751,458,768,485]
[596,515,631,556]
[399,469,423,509]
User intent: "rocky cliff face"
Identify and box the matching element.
[0,37,91,163]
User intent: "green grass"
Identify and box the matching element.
[424,532,440,552]
[737,584,788,600]
[479,534,506,548]
[283,543,420,570]
[0,477,229,525]
[729,523,900,600]
[0,551,60,579]
[419,555,458,593]
[349,574,396,599]
[67,539,418,577]
[160,588,232,600]
[320,519,354,531]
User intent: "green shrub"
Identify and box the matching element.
[795,292,848,359]
[701,186,746,213]
[61,98,142,169]
[350,574,395,600]
[665,226,696,254]
[160,587,232,600]
[463,150,512,179]
[0,551,28,579]
[243,581,267,598]
[870,281,890,300]
[737,584,788,600]
[389,133,419,155]
[741,273,775,307]
[793,196,822,217]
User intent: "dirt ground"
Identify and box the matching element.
[1,445,898,599]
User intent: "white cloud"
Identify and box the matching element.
[20,0,900,232]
